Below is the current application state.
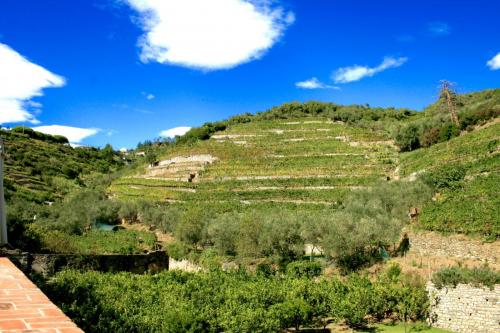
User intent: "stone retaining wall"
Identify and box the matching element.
[427,282,500,333]
[6,251,169,277]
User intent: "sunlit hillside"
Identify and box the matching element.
[110,117,398,208]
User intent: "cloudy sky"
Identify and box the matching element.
[0,0,499,147]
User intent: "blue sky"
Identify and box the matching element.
[0,0,499,148]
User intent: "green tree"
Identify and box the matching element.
[395,124,421,151]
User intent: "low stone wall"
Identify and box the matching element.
[6,251,169,277]
[427,282,500,333]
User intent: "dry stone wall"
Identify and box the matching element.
[427,282,500,333]
[144,154,217,182]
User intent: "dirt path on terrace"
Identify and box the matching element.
[202,174,380,181]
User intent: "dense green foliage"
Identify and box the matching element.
[5,89,498,258]
[36,190,122,234]
[6,188,158,254]
[395,89,499,151]
[3,89,497,333]
[45,266,428,332]
[419,173,499,238]
[432,265,500,290]
[113,180,431,270]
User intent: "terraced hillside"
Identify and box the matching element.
[110,118,398,208]
[1,128,123,203]
[400,121,499,237]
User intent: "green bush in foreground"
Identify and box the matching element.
[432,266,500,290]
[44,266,428,333]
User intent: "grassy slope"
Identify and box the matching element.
[400,122,499,237]
[110,118,398,213]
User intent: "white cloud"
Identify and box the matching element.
[106,129,118,137]
[427,21,451,36]
[125,0,294,70]
[333,56,408,83]
[295,77,339,90]
[141,91,155,100]
[487,52,500,70]
[159,126,192,138]
[0,43,65,125]
[33,125,99,144]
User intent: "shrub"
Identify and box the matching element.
[270,298,313,331]
[396,124,420,152]
[432,266,500,290]
[286,261,322,279]
[6,199,43,251]
[37,190,121,235]
[438,124,460,142]
[423,164,466,190]
[164,242,191,260]
[420,127,440,147]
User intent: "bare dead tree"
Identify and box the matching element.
[440,80,460,127]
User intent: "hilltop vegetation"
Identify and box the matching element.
[395,88,499,151]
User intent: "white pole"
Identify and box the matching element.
[0,137,7,245]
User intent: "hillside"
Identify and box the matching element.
[400,121,499,237]
[3,89,498,333]
[1,127,124,203]
[0,128,152,253]
[109,89,500,242]
[3,89,498,258]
